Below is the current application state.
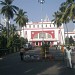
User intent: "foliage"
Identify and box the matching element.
[65,36,69,45]
[20,37,28,47]
[65,36,74,45]
[52,0,75,27]
[41,43,50,59]
[0,0,19,19]
[14,9,28,27]
[0,35,7,49]
[69,36,74,45]
[0,0,28,54]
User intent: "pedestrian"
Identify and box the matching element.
[71,48,75,68]
[65,46,72,68]
[20,47,24,61]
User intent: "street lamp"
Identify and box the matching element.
[38,0,45,44]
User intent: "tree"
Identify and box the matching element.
[0,0,19,38]
[52,0,75,45]
[69,36,74,45]
[14,9,28,44]
[65,36,69,45]
[58,0,75,23]
[52,11,65,45]
[14,9,28,32]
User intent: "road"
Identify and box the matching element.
[0,47,75,75]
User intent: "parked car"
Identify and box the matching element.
[23,43,32,50]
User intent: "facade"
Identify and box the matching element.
[21,19,65,46]
[65,29,75,41]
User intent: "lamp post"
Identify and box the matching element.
[38,0,45,45]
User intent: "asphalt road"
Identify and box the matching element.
[0,48,75,75]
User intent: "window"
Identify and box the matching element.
[34,34,38,39]
[29,25,31,28]
[46,24,47,27]
[39,32,43,38]
[39,32,46,38]
[50,24,51,27]
[37,25,39,28]
[47,34,51,38]
[33,25,35,28]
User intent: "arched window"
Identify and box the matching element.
[39,32,46,38]
[47,34,51,38]
[34,34,38,39]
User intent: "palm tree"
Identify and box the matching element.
[52,11,62,27]
[14,9,28,47]
[52,0,75,45]
[59,0,75,22]
[52,11,64,45]
[58,0,75,45]
[0,0,19,38]
[14,9,28,37]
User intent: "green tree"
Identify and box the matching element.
[0,35,7,48]
[14,9,28,36]
[0,0,19,38]
[69,36,74,45]
[14,9,28,46]
[52,0,75,45]
[56,0,75,24]
[65,36,69,45]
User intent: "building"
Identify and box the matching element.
[65,29,75,41]
[21,18,65,46]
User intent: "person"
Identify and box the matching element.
[65,46,72,68]
[71,48,75,68]
[20,47,25,61]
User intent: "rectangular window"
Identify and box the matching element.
[33,25,35,28]
[50,24,51,27]
[39,32,43,38]
[29,25,31,28]
[46,24,47,27]
[37,25,39,28]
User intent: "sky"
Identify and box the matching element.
[0,0,75,32]
[13,0,66,22]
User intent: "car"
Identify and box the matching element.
[23,43,32,50]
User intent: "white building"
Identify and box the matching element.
[65,29,75,41]
[21,18,65,46]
